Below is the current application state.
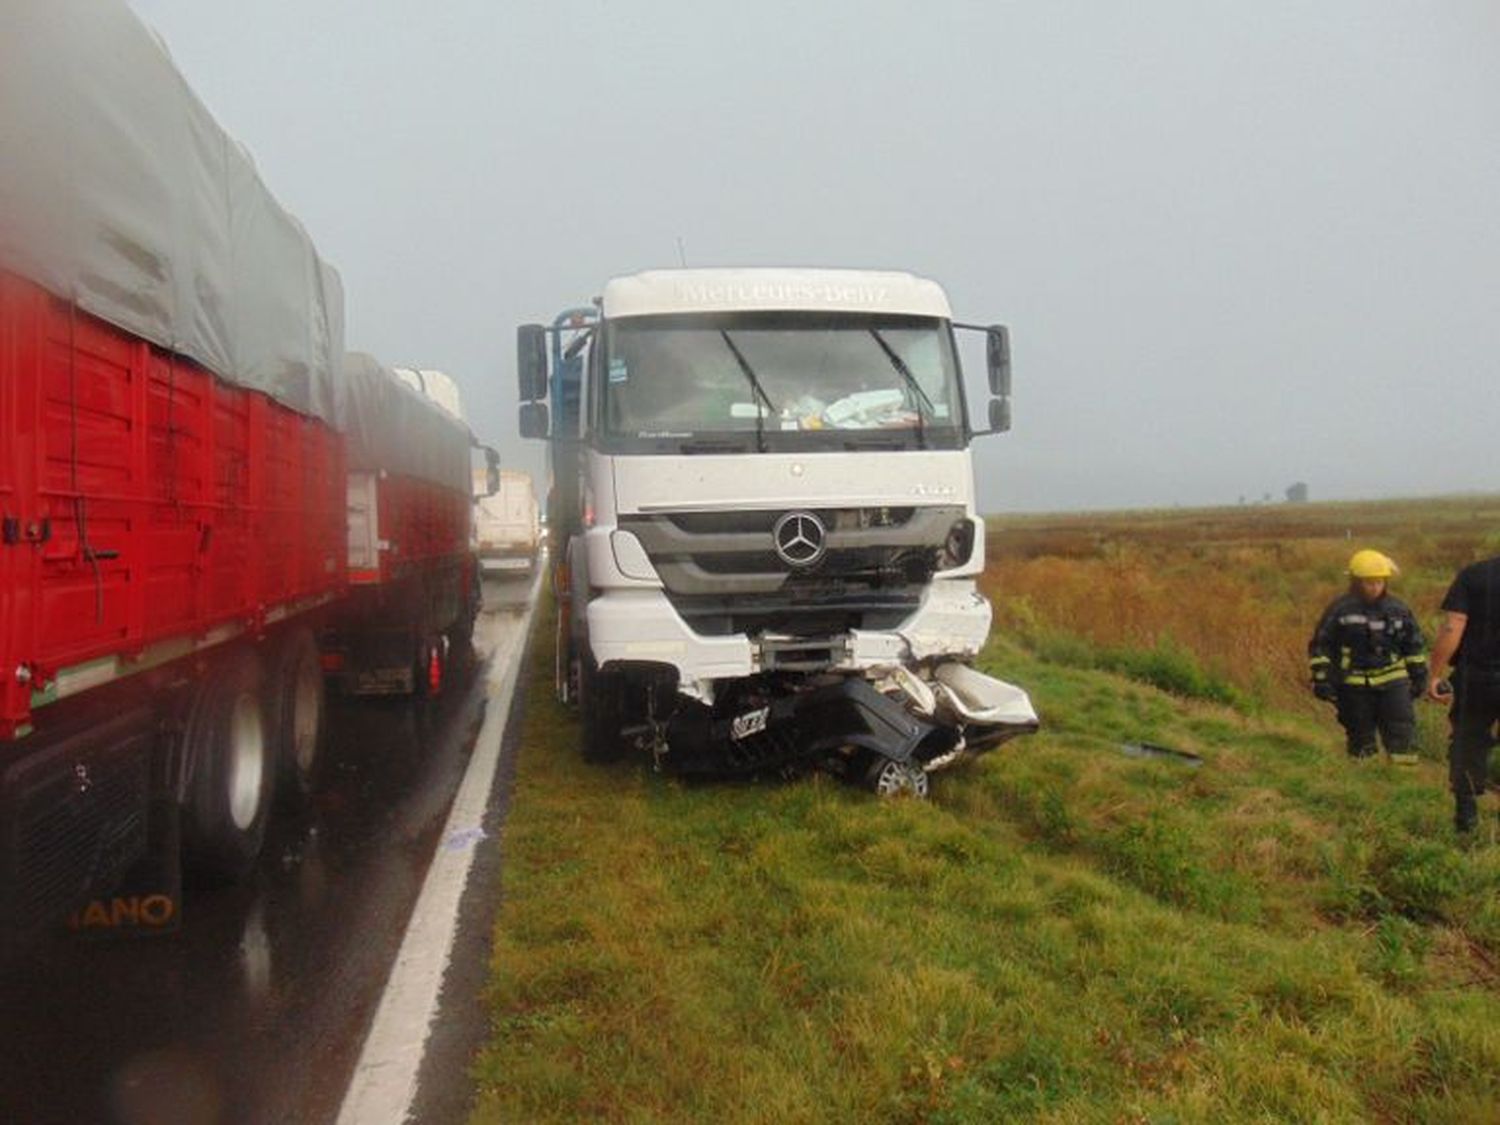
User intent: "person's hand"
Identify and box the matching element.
[1312,682,1336,703]
[1425,679,1453,704]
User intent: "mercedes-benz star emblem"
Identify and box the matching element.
[772,511,827,568]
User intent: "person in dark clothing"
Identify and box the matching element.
[1424,555,1500,832]
[1308,550,1427,762]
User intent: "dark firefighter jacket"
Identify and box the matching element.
[1308,593,1427,690]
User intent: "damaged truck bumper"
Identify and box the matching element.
[587,579,994,702]
[586,580,1036,792]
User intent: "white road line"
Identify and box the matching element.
[336,577,539,1125]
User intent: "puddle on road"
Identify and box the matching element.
[238,900,272,1003]
[110,1045,221,1125]
[1,653,496,1125]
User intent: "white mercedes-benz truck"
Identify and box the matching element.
[519,269,1036,795]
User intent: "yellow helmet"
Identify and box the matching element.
[1347,549,1398,579]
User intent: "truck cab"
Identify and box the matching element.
[520,268,1035,792]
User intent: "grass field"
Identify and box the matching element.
[471,497,1500,1123]
[984,495,1500,720]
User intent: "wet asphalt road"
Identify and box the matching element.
[0,576,535,1125]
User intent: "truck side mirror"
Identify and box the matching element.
[988,396,1011,434]
[519,400,550,440]
[986,325,1011,397]
[517,324,548,401]
[483,446,500,495]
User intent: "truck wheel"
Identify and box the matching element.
[557,610,582,706]
[447,578,480,665]
[578,656,627,763]
[555,614,570,704]
[864,756,930,800]
[267,629,326,800]
[182,648,273,883]
[445,622,474,679]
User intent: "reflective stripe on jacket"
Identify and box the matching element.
[1308,593,1426,688]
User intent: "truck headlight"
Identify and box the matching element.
[940,519,976,569]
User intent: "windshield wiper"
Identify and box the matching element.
[719,330,777,453]
[868,329,933,450]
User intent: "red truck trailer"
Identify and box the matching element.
[323,353,483,698]
[0,0,484,952]
[0,273,346,938]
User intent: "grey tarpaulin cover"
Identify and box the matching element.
[343,354,474,493]
[0,0,345,427]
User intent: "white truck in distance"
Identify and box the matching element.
[474,470,540,573]
[518,268,1037,794]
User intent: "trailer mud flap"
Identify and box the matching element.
[666,678,936,778]
[1,706,175,956]
[65,795,182,940]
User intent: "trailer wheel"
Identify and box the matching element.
[267,629,326,800]
[864,756,930,800]
[578,656,627,763]
[182,648,273,883]
[447,577,480,665]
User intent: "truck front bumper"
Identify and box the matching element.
[586,579,993,700]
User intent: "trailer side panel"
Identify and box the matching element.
[0,275,346,739]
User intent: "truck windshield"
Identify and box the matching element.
[597,311,967,452]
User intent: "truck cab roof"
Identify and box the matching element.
[600,268,953,320]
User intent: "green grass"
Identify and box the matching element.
[472,595,1500,1123]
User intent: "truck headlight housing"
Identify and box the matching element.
[940,518,976,570]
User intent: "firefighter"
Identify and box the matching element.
[1423,553,1500,832]
[1308,550,1427,762]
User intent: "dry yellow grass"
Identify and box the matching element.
[982,495,1500,713]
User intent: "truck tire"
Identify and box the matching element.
[578,656,628,763]
[267,628,325,800]
[447,570,480,663]
[555,618,568,704]
[181,648,273,883]
[557,612,578,706]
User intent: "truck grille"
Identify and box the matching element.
[620,504,964,598]
[665,588,923,638]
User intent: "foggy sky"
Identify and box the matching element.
[126,0,1500,513]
